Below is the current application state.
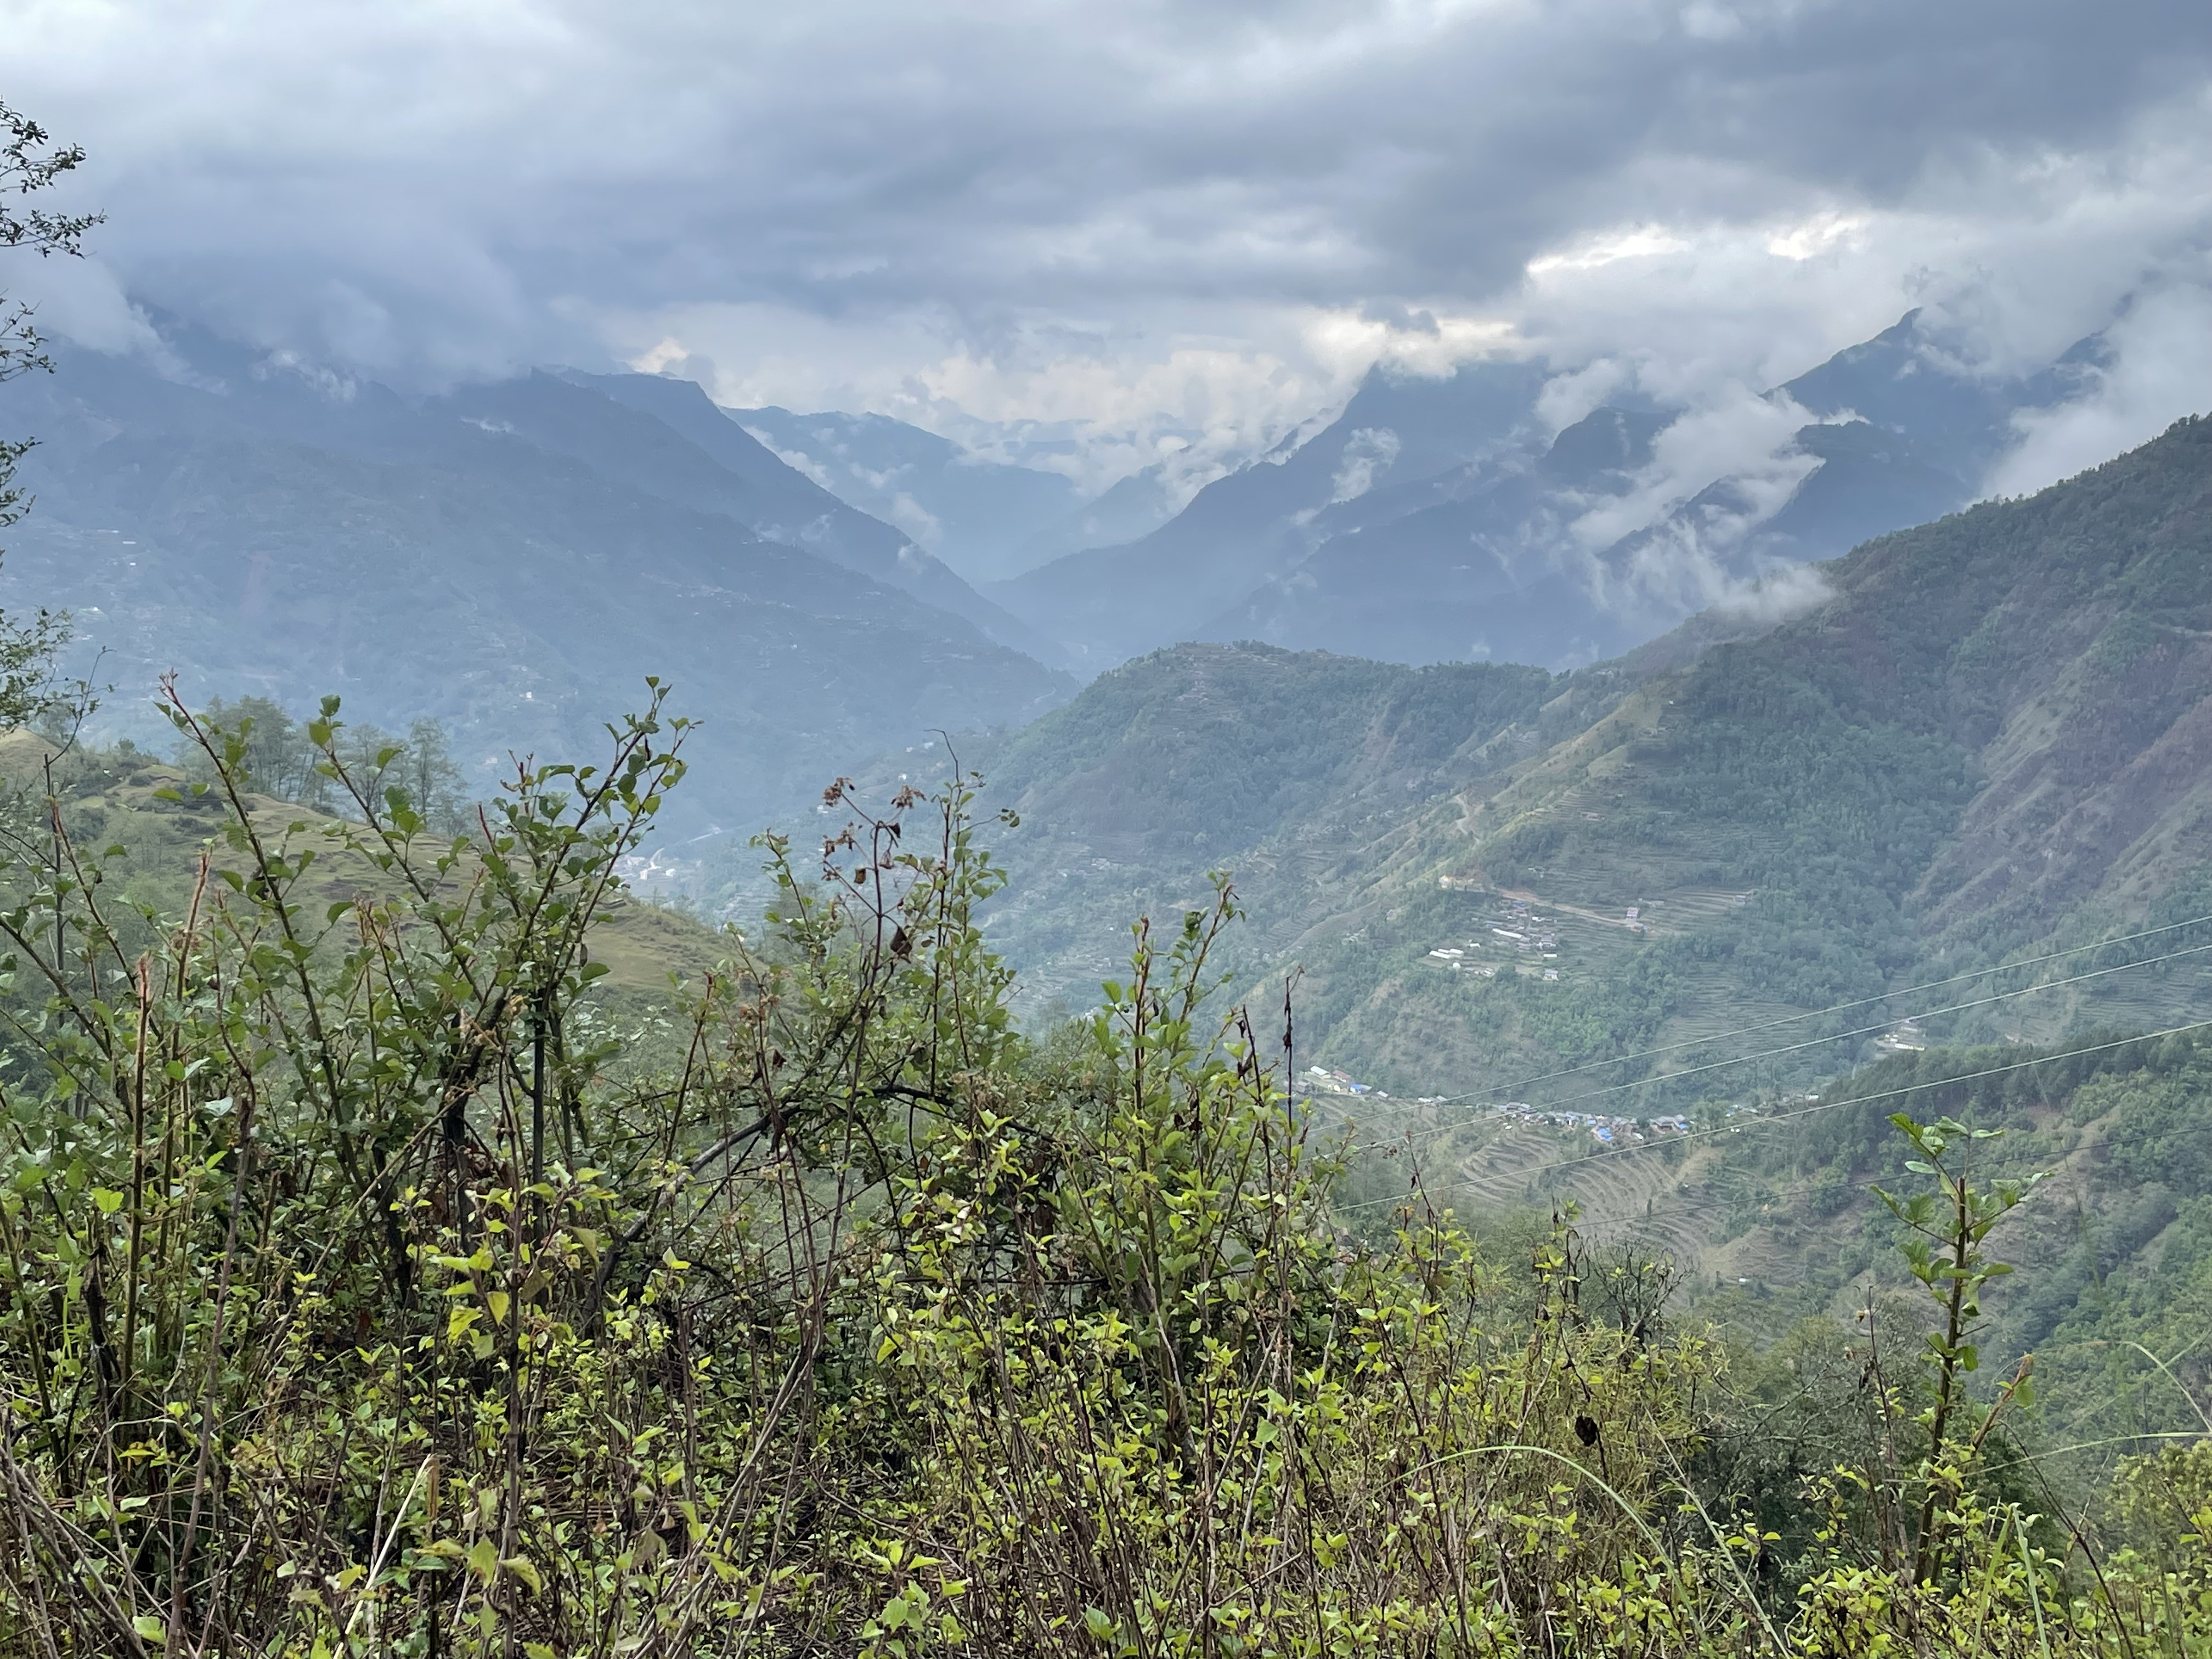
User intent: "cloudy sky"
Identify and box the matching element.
[8,0,2212,491]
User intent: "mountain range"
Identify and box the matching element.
[0,301,2170,857]
[988,311,2102,673]
[867,412,2212,1096]
[0,326,1076,830]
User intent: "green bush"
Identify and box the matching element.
[0,690,2202,1657]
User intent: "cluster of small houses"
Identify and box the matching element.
[1300,1064,1739,1147]
[1302,893,1791,1146]
[1470,1102,1695,1146]
[1421,897,1650,985]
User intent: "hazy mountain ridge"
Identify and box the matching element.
[991,359,1550,669]
[484,370,1064,664]
[0,335,1074,830]
[726,404,1093,584]
[994,311,2100,674]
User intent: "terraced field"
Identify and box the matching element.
[1341,1097,1725,1256]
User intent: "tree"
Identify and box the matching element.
[405,713,472,830]
[0,98,99,730]
[173,696,476,828]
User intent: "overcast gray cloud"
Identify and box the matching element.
[7,0,2212,488]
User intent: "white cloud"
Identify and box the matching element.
[1709,561,1834,624]
[884,492,944,548]
[1526,226,1693,277]
[1330,427,1402,501]
[1764,211,1869,261]
[1567,385,1817,555]
[1535,358,1636,433]
[4,253,162,358]
[4,0,2210,486]
[738,426,840,492]
[1986,279,2212,495]
[610,297,1370,496]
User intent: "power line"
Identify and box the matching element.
[1470,1118,2156,1247]
[1340,1016,2212,1215]
[1331,935,2212,1159]
[1392,906,2212,1109]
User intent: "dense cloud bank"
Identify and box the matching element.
[7,0,2212,493]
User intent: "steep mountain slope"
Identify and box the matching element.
[470,371,1058,662]
[991,643,1556,862]
[0,341,1072,829]
[896,416,2212,1093]
[906,643,1557,1008]
[992,359,1550,668]
[728,404,1084,583]
[1291,413,2212,1087]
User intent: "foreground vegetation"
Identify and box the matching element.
[0,692,2201,1658]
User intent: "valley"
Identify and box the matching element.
[901,415,2212,1116]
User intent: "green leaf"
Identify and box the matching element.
[501,1554,543,1594]
[466,1538,498,1582]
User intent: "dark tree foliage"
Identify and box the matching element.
[176,695,475,831]
[0,98,99,730]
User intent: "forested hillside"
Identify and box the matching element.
[898,416,2212,1107]
[1369,410,2212,1076]
[5,690,2209,1657]
[947,643,1556,1009]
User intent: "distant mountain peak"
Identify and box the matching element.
[993,308,2141,678]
